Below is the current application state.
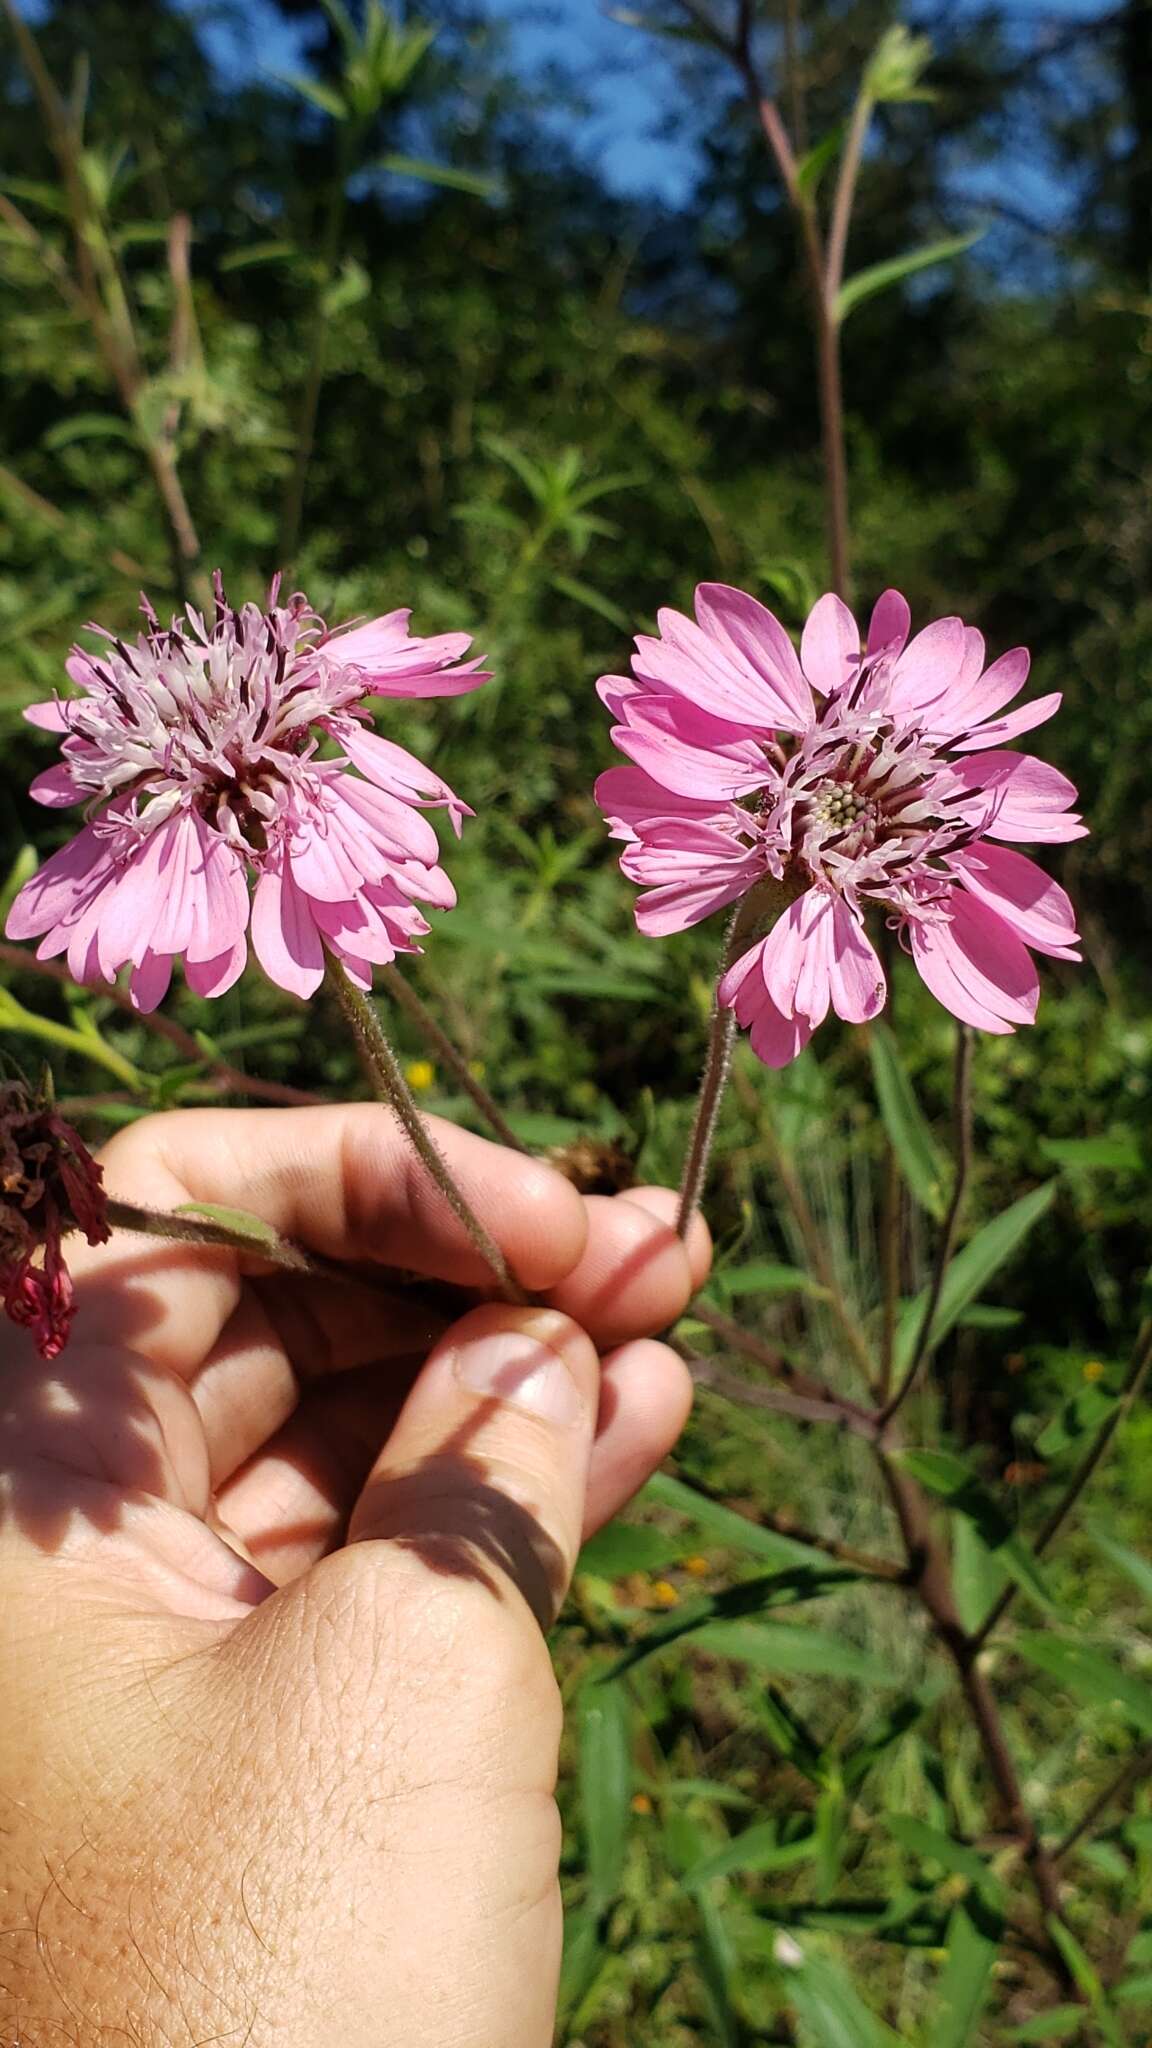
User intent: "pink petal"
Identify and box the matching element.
[950,844,1080,958]
[911,892,1040,1032]
[594,765,724,839]
[327,772,442,866]
[29,763,84,808]
[827,903,886,1023]
[800,593,861,697]
[946,646,1031,730]
[611,700,771,802]
[251,859,325,999]
[129,950,174,1013]
[889,616,969,714]
[951,692,1061,753]
[325,613,488,698]
[5,825,113,942]
[185,937,248,999]
[336,723,470,834]
[758,891,835,1027]
[954,750,1087,843]
[634,868,757,936]
[691,584,814,729]
[866,589,911,659]
[25,699,71,732]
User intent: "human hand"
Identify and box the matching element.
[0,1105,709,2047]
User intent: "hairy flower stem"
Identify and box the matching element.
[326,960,526,1303]
[379,965,527,1153]
[677,1008,737,1240]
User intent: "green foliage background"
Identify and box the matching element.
[2,0,1152,2039]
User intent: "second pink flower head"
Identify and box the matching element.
[7,578,489,1010]
[597,584,1084,1066]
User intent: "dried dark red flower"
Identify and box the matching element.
[0,1077,109,1359]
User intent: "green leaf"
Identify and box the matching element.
[782,1944,903,2048]
[869,1022,947,1218]
[1005,2010,1091,2042]
[274,70,349,119]
[1115,1973,1152,2005]
[885,1816,1000,1898]
[934,1902,1001,2047]
[952,1515,1009,1635]
[219,240,298,272]
[1017,1636,1152,1737]
[955,1303,1024,1331]
[684,1822,817,1888]
[608,1566,860,1677]
[711,1260,824,1302]
[556,1904,607,2029]
[895,1448,1060,1617]
[697,1619,905,1687]
[1035,1383,1116,1458]
[577,1520,678,1579]
[1045,1918,1123,2046]
[1041,1133,1142,1172]
[795,124,845,197]
[643,1472,834,1570]
[371,152,500,199]
[43,413,138,450]
[893,1181,1058,1374]
[172,1202,283,1251]
[578,1679,632,1909]
[1089,1525,1152,1602]
[842,1695,934,1790]
[835,229,984,324]
[547,573,631,632]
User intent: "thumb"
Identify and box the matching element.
[346,1304,599,1629]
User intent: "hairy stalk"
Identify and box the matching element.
[682,1346,877,1437]
[105,1198,323,1273]
[326,959,526,1303]
[973,1315,1152,1648]
[676,908,744,1237]
[380,965,527,1152]
[880,1024,974,1427]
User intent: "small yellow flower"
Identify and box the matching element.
[650,1580,680,1608]
[630,1793,653,1816]
[1083,1359,1105,1383]
[682,1555,711,1578]
[406,1060,436,1092]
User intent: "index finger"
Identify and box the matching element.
[75,1104,589,1374]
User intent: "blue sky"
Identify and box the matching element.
[189,0,1115,223]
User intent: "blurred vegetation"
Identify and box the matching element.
[2,0,1152,2040]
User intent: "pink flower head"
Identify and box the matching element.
[7,578,489,1008]
[596,584,1084,1067]
[0,1076,110,1359]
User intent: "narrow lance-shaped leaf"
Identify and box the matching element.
[1016,1635,1152,1737]
[895,1448,1061,1618]
[578,1678,632,1909]
[607,1565,864,1678]
[933,1900,1002,2048]
[836,229,985,324]
[892,1180,1057,1374]
[869,1020,947,1219]
[371,153,501,199]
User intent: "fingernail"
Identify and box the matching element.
[453,1327,585,1426]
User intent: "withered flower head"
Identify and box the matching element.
[0,1076,109,1360]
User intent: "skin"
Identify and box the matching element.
[0,1105,709,2047]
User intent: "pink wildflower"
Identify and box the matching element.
[7,578,488,1009]
[0,1077,110,1359]
[596,585,1084,1067]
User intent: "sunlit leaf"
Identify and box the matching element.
[869,1021,946,1218]
[1089,1525,1152,1602]
[608,1565,860,1677]
[684,1821,817,1888]
[643,1472,842,1570]
[893,1181,1057,1373]
[836,230,984,324]
[934,1900,1001,2047]
[1017,1636,1152,1737]
[1041,1133,1142,1171]
[896,1448,1060,1617]
[578,1679,632,1909]
[577,1520,678,1579]
[371,152,501,199]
